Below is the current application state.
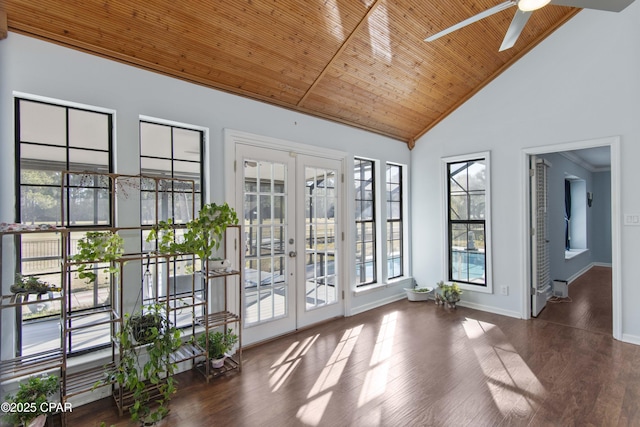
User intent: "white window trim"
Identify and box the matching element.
[441,151,493,294]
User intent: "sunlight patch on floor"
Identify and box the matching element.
[358,311,397,407]
[463,318,546,418]
[270,334,319,392]
[297,324,364,426]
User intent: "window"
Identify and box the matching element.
[139,120,204,316]
[140,120,204,228]
[386,164,403,279]
[354,158,376,286]
[16,96,113,354]
[564,175,587,258]
[445,153,491,288]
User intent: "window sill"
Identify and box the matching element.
[353,277,413,296]
[565,248,588,260]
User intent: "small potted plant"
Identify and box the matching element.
[435,281,463,308]
[403,283,434,301]
[197,329,238,368]
[10,274,61,295]
[2,374,59,427]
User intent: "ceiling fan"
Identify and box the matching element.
[425,0,635,51]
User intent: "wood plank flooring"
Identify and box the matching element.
[68,286,639,426]
[536,266,612,335]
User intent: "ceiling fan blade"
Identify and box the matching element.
[499,9,532,51]
[425,0,516,42]
[550,0,634,12]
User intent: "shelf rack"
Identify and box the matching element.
[1,171,244,423]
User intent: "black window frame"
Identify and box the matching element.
[354,158,377,287]
[447,158,488,287]
[386,163,403,280]
[15,96,114,355]
[139,120,205,314]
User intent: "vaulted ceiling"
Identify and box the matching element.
[3,0,582,147]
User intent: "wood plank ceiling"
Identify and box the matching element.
[3,0,580,147]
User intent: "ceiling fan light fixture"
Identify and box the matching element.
[517,0,551,12]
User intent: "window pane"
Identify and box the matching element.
[141,157,172,175]
[19,100,66,146]
[21,143,67,164]
[69,148,109,170]
[69,109,109,150]
[140,122,172,158]
[173,127,201,161]
[20,186,61,224]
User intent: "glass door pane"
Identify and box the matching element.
[244,159,288,324]
[304,167,338,310]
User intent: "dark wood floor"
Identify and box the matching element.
[69,279,640,426]
[536,266,612,335]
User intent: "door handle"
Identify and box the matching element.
[289,251,297,258]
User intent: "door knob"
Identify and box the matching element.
[289,251,297,257]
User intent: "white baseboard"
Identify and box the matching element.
[457,300,522,319]
[348,293,406,316]
[621,333,640,346]
[593,262,612,268]
[567,262,611,285]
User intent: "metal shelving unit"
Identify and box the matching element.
[0,228,66,385]
[1,171,243,422]
[195,225,243,380]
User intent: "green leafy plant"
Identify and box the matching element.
[147,203,238,263]
[71,231,124,284]
[129,312,164,346]
[99,303,182,424]
[197,329,238,360]
[2,374,59,426]
[435,281,463,307]
[10,273,61,294]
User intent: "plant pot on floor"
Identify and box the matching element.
[404,287,433,301]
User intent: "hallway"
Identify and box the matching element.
[536,266,612,335]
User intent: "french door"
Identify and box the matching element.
[236,145,343,345]
[530,155,551,316]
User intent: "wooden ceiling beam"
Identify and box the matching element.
[0,10,8,40]
[296,0,383,108]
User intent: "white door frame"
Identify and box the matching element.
[224,129,349,342]
[520,136,621,340]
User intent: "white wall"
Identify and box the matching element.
[0,34,411,343]
[411,1,640,342]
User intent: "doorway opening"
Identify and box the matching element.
[523,136,620,339]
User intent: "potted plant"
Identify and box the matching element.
[128,310,164,346]
[99,303,182,424]
[147,202,238,270]
[2,374,59,427]
[71,231,124,284]
[403,284,434,301]
[435,281,463,308]
[197,329,238,368]
[10,274,61,295]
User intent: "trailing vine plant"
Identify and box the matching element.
[99,303,182,424]
[147,202,238,266]
[71,231,124,284]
